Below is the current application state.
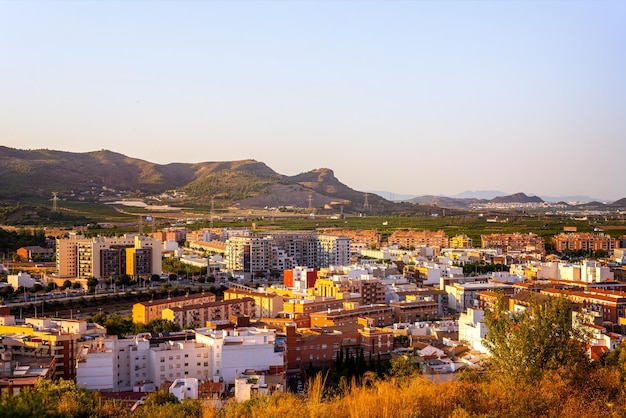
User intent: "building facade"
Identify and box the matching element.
[56,234,162,279]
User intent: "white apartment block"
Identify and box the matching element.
[76,327,284,392]
[7,272,38,289]
[458,308,489,354]
[446,282,514,313]
[149,340,213,387]
[416,261,464,286]
[77,337,152,391]
[536,261,614,283]
[225,232,350,273]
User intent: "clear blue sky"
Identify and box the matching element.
[2,1,625,200]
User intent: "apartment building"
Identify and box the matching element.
[284,266,317,290]
[319,229,382,255]
[132,292,217,324]
[56,234,162,279]
[387,230,449,252]
[389,289,446,322]
[481,233,545,254]
[551,233,620,253]
[152,228,187,244]
[446,282,515,313]
[310,304,393,328]
[0,316,105,380]
[314,276,386,305]
[540,288,626,323]
[77,327,284,390]
[225,232,350,273]
[536,260,615,283]
[449,235,474,249]
[162,298,255,329]
[223,287,284,318]
[283,325,392,371]
[405,262,464,287]
[282,297,347,327]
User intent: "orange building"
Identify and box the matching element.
[551,233,620,253]
[387,230,449,251]
[162,297,255,328]
[132,292,216,324]
[481,233,545,254]
[310,304,393,328]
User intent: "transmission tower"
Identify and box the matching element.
[52,192,58,212]
[308,194,313,211]
[363,193,370,211]
[210,196,215,229]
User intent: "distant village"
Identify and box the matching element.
[2,225,626,411]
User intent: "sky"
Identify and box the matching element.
[1,1,625,201]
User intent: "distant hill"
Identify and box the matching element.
[407,192,544,209]
[491,193,543,204]
[406,195,485,210]
[449,190,508,200]
[610,198,626,208]
[0,146,421,214]
[540,195,602,203]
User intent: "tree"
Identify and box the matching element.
[387,355,418,378]
[483,292,590,383]
[143,390,179,408]
[29,283,43,293]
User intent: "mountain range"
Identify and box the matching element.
[1,146,625,213]
[0,146,402,214]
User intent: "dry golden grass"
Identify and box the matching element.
[205,367,626,418]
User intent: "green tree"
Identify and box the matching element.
[143,390,179,408]
[387,355,418,378]
[483,292,590,383]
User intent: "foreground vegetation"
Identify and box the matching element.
[4,294,626,418]
[3,356,626,418]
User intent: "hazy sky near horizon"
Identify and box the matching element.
[2,1,625,200]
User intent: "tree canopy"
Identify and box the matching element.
[483,292,591,383]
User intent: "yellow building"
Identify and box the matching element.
[223,287,284,318]
[450,234,473,249]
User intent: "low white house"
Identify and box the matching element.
[170,377,199,401]
[8,272,38,289]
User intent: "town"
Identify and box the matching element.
[2,222,626,413]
